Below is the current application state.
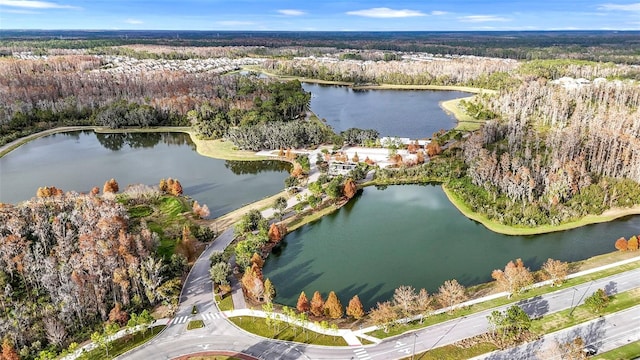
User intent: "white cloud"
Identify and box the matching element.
[346,7,426,18]
[125,18,143,25]
[0,0,77,9]
[216,20,254,26]
[599,2,640,11]
[3,8,38,13]
[431,10,448,16]
[458,15,510,22]
[278,9,305,16]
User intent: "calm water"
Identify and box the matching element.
[263,185,639,309]
[303,83,469,138]
[0,131,290,218]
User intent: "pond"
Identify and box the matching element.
[303,83,469,138]
[262,185,639,309]
[0,131,290,218]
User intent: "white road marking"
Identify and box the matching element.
[353,347,372,360]
[173,316,189,324]
[202,312,222,321]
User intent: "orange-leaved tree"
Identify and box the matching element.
[297,291,310,313]
[346,295,365,319]
[324,291,343,319]
[1,338,19,360]
[268,223,286,243]
[541,258,569,286]
[250,253,264,268]
[103,178,119,193]
[310,291,325,317]
[241,266,264,301]
[615,237,628,251]
[491,258,534,298]
[343,178,357,199]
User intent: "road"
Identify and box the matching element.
[122,253,640,359]
[122,143,640,359]
[475,305,640,360]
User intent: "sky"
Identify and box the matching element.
[1,0,640,31]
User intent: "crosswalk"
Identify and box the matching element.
[172,315,190,325]
[353,347,372,360]
[201,312,223,321]
[171,312,224,326]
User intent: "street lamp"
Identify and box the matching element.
[569,287,579,317]
[412,333,419,360]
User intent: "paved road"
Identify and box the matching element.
[474,305,640,360]
[122,265,640,359]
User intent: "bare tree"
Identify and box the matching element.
[437,279,468,313]
[541,258,569,286]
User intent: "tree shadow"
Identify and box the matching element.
[559,317,606,351]
[604,281,618,296]
[484,338,544,360]
[517,296,549,319]
[184,182,220,195]
[242,339,308,360]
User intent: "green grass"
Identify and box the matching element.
[369,260,640,339]
[595,340,640,360]
[128,205,153,218]
[189,136,270,161]
[77,326,164,360]
[405,343,498,360]
[284,203,340,232]
[531,288,640,334]
[187,320,205,330]
[159,196,189,217]
[440,97,488,132]
[217,294,234,311]
[229,317,347,346]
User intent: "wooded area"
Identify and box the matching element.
[0,186,200,358]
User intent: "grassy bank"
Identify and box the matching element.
[229,317,347,346]
[368,255,640,339]
[79,326,165,360]
[596,340,640,360]
[441,97,487,132]
[442,184,640,236]
[208,191,290,232]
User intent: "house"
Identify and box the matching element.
[328,161,358,176]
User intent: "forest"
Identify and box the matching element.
[0,55,311,148]
[0,181,211,358]
[3,30,640,63]
[452,76,640,226]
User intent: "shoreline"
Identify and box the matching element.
[243,66,496,94]
[442,183,640,236]
[0,126,270,162]
[4,87,640,237]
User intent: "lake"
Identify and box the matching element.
[0,131,290,218]
[303,83,469,138]
[263,185,638,309]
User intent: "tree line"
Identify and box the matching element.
[455,78,640,226]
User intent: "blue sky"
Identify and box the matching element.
[1,0,640,31]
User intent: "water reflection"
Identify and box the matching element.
[94,131,196,151]
[225,159,291,175]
